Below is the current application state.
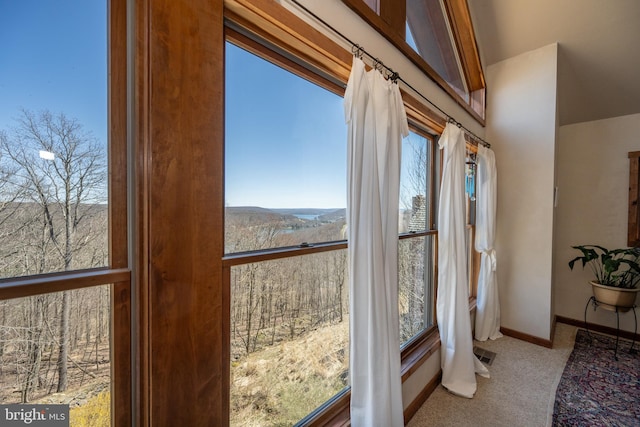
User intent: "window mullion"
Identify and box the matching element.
[380,0,406,38]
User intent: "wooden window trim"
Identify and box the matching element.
[442,0,485,91]
[380,0,406,38]
[629,151,640,247]
[223,241,348,267]
[109,0,131,423]
[135,0,227,424]
[0,268,130,301]
[341,0,486,124]
[226,27,345,97]
[224,0,353,84]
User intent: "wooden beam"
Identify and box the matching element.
[380,0,406,39]
[628,152,640,246]
[225,0,353,84]
[137,0,227,425]
[443,0,485,91]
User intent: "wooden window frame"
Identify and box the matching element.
[628,151,640,247]
[223,29,441,421]
[0,0,131,424]
[341,0,486,124]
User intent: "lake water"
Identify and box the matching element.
[293,214,319,220]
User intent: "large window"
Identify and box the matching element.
[399,131,436,343]
[0,1,129,425]
[225,40,349,426]
[225,31,441,422]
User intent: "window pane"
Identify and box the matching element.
[363,0,380,14]
[399,235,434,343]
[400,132,431,233]
[406,0,468,99]
[230,250,349,425]
[225,43,347,254]
[0,286,112,425]
[0,1,108,279]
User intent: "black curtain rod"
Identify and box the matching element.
[288,0,491,149]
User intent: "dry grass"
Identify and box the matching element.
[231,320,349,426]
[69,390,110,427]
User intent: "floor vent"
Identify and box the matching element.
[473,346,497,366]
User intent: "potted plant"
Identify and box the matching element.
[568,245,640,311]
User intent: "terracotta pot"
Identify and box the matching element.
[590,281,640,312]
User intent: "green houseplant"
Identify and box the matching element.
[568,245,640,310]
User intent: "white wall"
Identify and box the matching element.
[554,113,640,333]
[485,43,559,341]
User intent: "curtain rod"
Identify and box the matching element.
[287,0,491,149]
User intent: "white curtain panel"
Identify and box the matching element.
[344,56,408,427]
[436,122,489,399]
[474,145,503,341]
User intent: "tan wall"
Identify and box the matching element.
[486,43,559,341]
[554,113,640,332]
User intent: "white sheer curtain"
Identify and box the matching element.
[436,122,489,399]
[475,145,502,341]
[344,56,408,427]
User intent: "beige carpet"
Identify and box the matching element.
[407,323,577,427]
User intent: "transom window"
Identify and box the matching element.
[406,0,468,100]
[342,0,486,121]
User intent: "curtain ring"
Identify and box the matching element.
[352,44,363,59]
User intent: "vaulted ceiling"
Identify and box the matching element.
[467,0,640,125]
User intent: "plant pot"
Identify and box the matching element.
[590,281,640,312]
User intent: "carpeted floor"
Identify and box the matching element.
[551,329,640,426]
[407,323,577,427]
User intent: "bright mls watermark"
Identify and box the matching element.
[0,405,69,426]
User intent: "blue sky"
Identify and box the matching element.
[225,42,426,210]
[0,4,423,211]
[0,1,107,143]
[225,42,348,209]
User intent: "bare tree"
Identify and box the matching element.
[0,132,29,275]
[0,109,107,392]
[401,137,427,212]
